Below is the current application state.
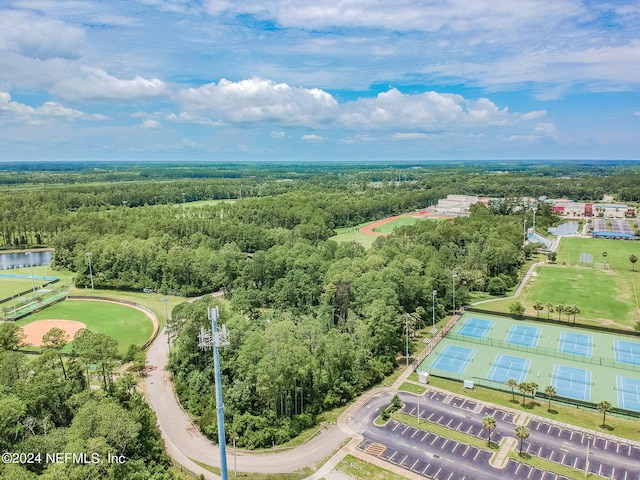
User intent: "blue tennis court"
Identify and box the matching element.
[486,354,531,383]
[457,317,493,339]
[616,377,640,412]
[614,340,640,365]
[430,345,476,374]
[505,324,541,347]
[551,365,592,401]
[558,332,593,357]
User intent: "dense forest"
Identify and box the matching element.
[1,160,639,455]
[0,323,176,479]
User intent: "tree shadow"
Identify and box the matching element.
[600,424,614,432]
[547,408,558,415]
[517,452,531,460]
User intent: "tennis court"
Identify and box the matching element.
[419,312,640,411]
[558,332,593,357]
[456,317,493,339]
[505,324,541,347]
[551,365,592,401]
[429,345,476,374]
[616,377,640,411]
[614,340,640,365]
[486,354,531,383]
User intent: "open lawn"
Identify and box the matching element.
[331,223,378,248]
[482,237,640,330]
[17,299,154,354]
[371,216,420,234]
[0,277,41,299]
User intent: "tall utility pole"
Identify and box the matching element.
[405,313,410,366]
[26,252,36,299]
[432,290,437,329]
[198,306,230,480]
[86,252,94,292]
[160,297,169,345]
[452,273,458,313]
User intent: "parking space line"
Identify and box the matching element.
[411,429,420,439]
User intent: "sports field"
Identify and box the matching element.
[418,312,640,412]
[15,299,155,354]
[0,276,40,298]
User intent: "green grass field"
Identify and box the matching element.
[483,237,640,329]
[330,222,378,248]
[0,277,41,299]
[371,216,420,233]
[17,299,154,353]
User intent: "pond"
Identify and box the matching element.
[548,221,580,236]
[0,250,52,271]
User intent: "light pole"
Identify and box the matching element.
[160,297,169,345]
[86,252,94,292]
[585,435,591,477]
[26,252,36,300]
[233,436,239,477]
[452,273,458,313]
[198,306,231,480]
[405,313,410,366]
[432,289,437,329]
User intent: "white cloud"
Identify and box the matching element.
[271,130,286,138]
[166,112,222,126]
[176,81,527,133]
[0,91,105,122]
[179,77,338,125]
[141,119,162,129]
[393,133,428,140]
[521,110,547,121]
[301,134,325,142]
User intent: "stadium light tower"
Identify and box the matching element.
[405,313,410,366]
[452,273,458,313]
[26,252,36,299]
[198,306,230,480]
[160,297,169,344]
[432,290,437,328]
[86,252,94,292]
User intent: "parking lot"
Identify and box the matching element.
[350,389,640,480]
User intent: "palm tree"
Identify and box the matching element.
[533,301,544,318]
[630,254,638,272]
[544,385,556,411]
[528,382,539,406]
[597,400,612,428]
[571,305,580,323]
[555,304,564,321]
[545,302,554,320]
[518,382,528,406]
[563,305,575,323]
[515,425,530,456]
[482,415,497,447]
[506,378,518,402]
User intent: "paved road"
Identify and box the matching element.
[143,328,349,479]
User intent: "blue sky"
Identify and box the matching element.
[1,0,639,161]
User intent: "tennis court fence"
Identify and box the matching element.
[446,332,640,373]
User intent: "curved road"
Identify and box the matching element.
[143,328,350,479]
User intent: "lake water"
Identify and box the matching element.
[547,221,580,236]
[0,250,52,270]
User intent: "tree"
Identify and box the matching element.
[517,382,528,406]
[597,400,612,429]
[527,382,538,406]
[509,301,525,317]
[506,378,518,402]
[487,276,508,295]
[515,425,530,456]
[42,327,69,379]
[545,302,554,320]
[570,305,580,323]
[533,301,544,318]
[544,385,556,411]
[0,323,26,351]
[562,305,574,323]
[630,254,637,271]
[555,304,564,321]
[482,415,497,447]
[547,251,557,262]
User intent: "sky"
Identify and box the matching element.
[1,0,639,162]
